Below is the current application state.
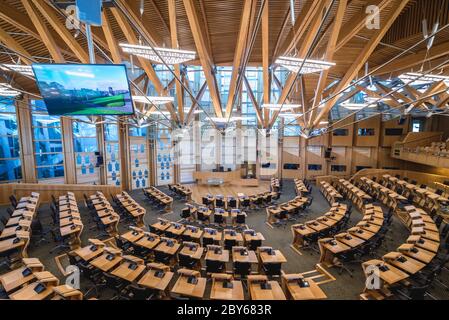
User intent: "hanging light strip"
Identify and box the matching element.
[209,116,250,123]
[133,96,175,105]
[261,103,302,110]
[0,64,34,77]
[278,112,303,118]
[120,43,196,64]
[398,72,449,85]
[0,83,21,97]
[275,56,335,74]
[340,102,376,110]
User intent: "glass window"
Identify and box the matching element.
[0,100,22,182]
[308,164,322,171]
[31,100,64,183]
[130,136,149,189]
[357,128,375,136]
[412,119,424,132]
[155,126,174,186]
[331,165,347,172]
[385,128,403,136]
[73,117,100,184]
[333,129,348,136]
[104,122,120,186]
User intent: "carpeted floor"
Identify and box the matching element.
[1,180,448,300]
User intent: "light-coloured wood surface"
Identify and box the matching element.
[185,181,270,204]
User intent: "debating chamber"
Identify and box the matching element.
[0,0,449,304]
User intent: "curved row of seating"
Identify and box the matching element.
[201,191,279,212]
[168,184,192,201]
[291,202,350,253]
[294,179,311,196]
[266,195,311,227]
[355,176,449,300]
[85,192,120,237]
[319,181,343,205]
[143,187,173,213]
[0,257,82,300]
[180,204,248,228]
[112,191,146,227]
[0,193,40,265]
[334,178,372,211]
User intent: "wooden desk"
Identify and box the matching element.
[406,235,440,253]
[259,250,287,264]
[138,268,174,292]
[179,245,204,261]
[90,253,123,272]
[73,244,104,261]
[210,278,244,300]
[110,260,146,282]
[282,275,327,300]
[383,252,426,275]
[362,259,409,285]
[171,274,207,299]
[335,233,365,248]
[232,249,258,264]
[0,266,40,292]
[248,279,286,300]
[319,240,351,267]
[398,244,436,264]
[205,249,230,263]
[135,234,161,250]
[9,281,54,300]
[121,230,145,243]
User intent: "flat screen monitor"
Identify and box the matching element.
[32,64,134,116]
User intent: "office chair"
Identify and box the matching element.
[120,284,154,300]
[154,251,171,265]
[202,237,214,248]
[235,213,246,229]
[410,180,417,185]
[197,210,209,224]
[0,215,8,227]
[205,259,225,274]
[180,207,191,221]
[178,253,197,269]
[248,239,262,251]
[262,263,282,277]
[51,195,59,209]
[395,174,401,179]
[213,213,225,227]
[78,262,103,298]
[102,272,127,300]
[433,215,444,228]
[273,210,288,228]
[131,244,150,259]
[264,194,272,207]
[436,189,444,196]
[228,198,237,210]
[115,236,133,253]
[49,229,71,254]
[302,233,320,254]
[334,250,358,277]
[233,261,252,279]
[224,239,236,251]
[83,194,94,211]
[215,198,225,209]
[9,195,18,208]
[240,198,250,211]
[304,197,313,212]
[30,218,50,246]
[420,184,427,189]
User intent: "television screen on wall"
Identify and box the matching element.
[32,64,134,116]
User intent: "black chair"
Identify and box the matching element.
[0,215,8,226]
[436,189,444,196]
[433,215,443,228]
[178,253,197,269]
[102,272,127,300]
[235,213,246,226]
[273,210,288,228]
[180,207,191,221]
[215,198,225,208]
[49,229,71,254]
[228,198,237,210]
[240,199,250,211]
[262,263,282,277]
[78,262,103,298]
[234,262,252,278]
[197,210,209,224]
[9,195,17,208]
[154,251,171,264]
[205,259,224,273]
[213,214,224,226]
[202,237,214,247]
[224,239,236,251]
[248,239,262,251]
[115,237,133,253]
[410,180,417,185]
[120,284,154,300]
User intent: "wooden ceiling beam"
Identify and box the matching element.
[373,40,449,76]
[21,0,65,63]
[111,7,179,124]
[168,0,184,124]
[375,82,413,103]
[262,0,270,128]
[308,0,347,127]
[185,79,208,125]
[0,25,33,65]
[0,3,40,40]
[183,0,222,117]
[269,0,330,128]
[354,84,400,108]
[279,0,324,56]
[101,8,122,64]
[313,0,411,127]
[335,0,391,51]
[33,0,89,63]
[225,0,257,118]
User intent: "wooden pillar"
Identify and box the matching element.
[16,96,37,183]
[149,129,156,187]
[118,121,130,190]
[61,117,76,184]
[96,121,107,185]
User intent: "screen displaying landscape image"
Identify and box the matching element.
[32,64,134,116]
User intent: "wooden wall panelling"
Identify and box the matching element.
[282,136,301,179]
[330,115,355,146]
[354,115,381,147]
[381,116,410,147]
[61,117,76,184]
[16,96,37,183]
[118,122,129,190]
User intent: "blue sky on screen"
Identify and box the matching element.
[32,64,130,92]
